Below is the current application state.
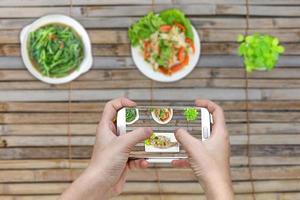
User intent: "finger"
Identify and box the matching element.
[118,127,152,151]
[171,159,190,168]
[128,159,149,169]
[195,99,225,125]
[195,99,226,135]
[102,97,136,123]
[175,128,203,156]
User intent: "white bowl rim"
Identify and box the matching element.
[131,26,200,82]
[20,14,93,84]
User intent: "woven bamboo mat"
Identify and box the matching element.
[0,0,300,199]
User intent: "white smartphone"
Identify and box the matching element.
[117,106,212,163]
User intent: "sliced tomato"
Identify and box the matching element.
[170,54,189,73]
[143,41,151,59]
[185,38,195,54]
[178,47,186,63]
[159,25,172,33]
[175,23,185,32]
[159,67,172,76]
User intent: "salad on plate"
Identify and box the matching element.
[128,9,196,76]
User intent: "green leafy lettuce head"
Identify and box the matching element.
[128,9,194,47]
[159,8,194,41]
[184,107,199,121]
[237,33,285,72]
[128,12,165,47]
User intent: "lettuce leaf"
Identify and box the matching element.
[159,9,194,41]
[128,12,165,46]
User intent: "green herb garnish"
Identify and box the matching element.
[126,108,137,123]
[237,33,285,72]
[144,133,155,146]
[28,24,84,78]
[184,107,199,121]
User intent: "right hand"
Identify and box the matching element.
[172,99,234,200]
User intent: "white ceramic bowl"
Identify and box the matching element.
[20,14,93,84]
[131,26,200,82]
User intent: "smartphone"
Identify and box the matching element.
[117,106,212,163]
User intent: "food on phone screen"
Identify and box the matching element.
[184,107,199,121]
[151,108,173,124]
[144,133,177,149]
[125,108,139,124]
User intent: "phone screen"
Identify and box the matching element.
[117,106,211,162]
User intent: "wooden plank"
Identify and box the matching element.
[0,7,78,18]
[1,88,300,101]
[1,180,300,195]
[1,156,300,170]
[1,68,300,82]
[1,0,300,7]
[0,124,97,135]
[1,78,300,90]
[1,122,300,136]
[1,134,299,147]
[0,122,298,136]
[1,145,300,159]
[0,101,300,113]
[1,17,299,29]
[0,147,93,159]
[0,0,172,7]
[0,166,300,182]
[2,29,300,44]
[1,56,300,70]
[1,193,300,200]
[82,5,216,17]
[0,110,299,124]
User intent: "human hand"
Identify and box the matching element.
[59,97,152,200]
[172,99,234,200]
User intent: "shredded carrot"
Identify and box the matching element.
[175,23,185,32]
[143,41,151,59]
[170,54,189,73]
[185,38,195,53]
[178,47,185,63]
[159,25,172,33]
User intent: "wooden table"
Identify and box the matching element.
[0,0,300,199]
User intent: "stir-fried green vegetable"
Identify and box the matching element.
[126,108,137,123]
[28,24,84,78]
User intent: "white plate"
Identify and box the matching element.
[131,26,200,82]
[20,14,93,84]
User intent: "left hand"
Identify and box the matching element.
[59,97,152,200]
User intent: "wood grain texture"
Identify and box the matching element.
[0,0,299,199]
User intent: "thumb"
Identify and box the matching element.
[119,127,152,151]
[175,128,204,155]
